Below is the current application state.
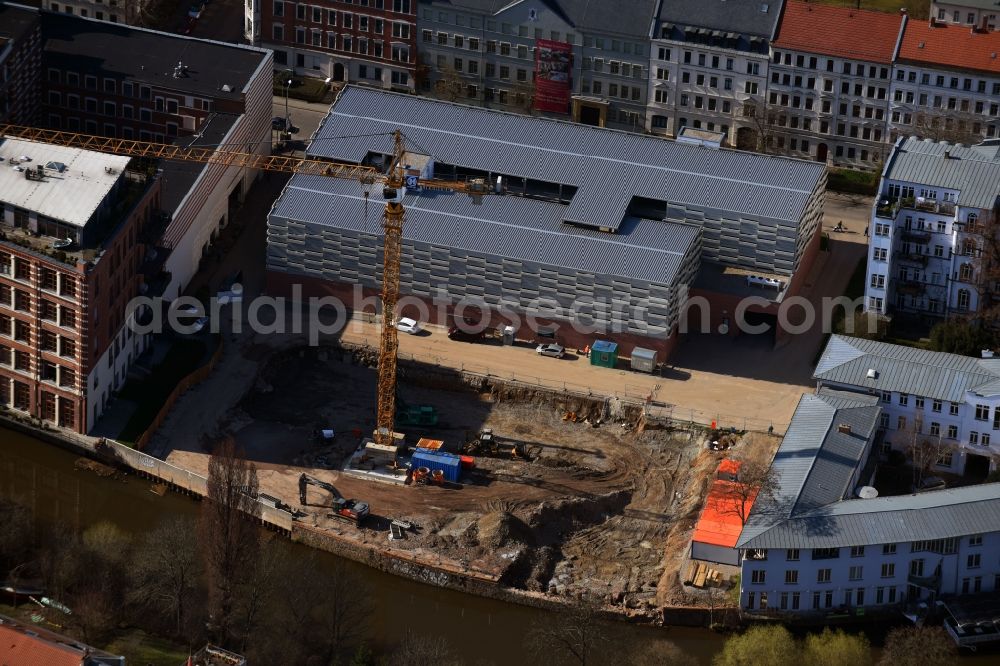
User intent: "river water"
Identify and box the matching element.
[0,427,724,664]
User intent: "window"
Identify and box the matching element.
[817,569,832,583]
[948,424,958,439]
[881,563,895,578]
[968,553,981,569]
[976,404,990,421]
[849,566,863,581]
[897,415,906,431]
[899,393,909,406]
[751,570,766,584]
[786,549,799,561]
[970,534,983,547]
[950,402,960,416]
[850,546,865,558]
[932,399,942,413]
[785,570,798,584]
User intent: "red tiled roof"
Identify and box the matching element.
[774,1,904,64]
[899,20,1000,74]
[0,624,84,666]
[691,477,758,549]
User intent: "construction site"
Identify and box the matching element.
[157,335,779,616]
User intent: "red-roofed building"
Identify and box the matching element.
[768,1,906,169]
[0,615,124,665]
[690,461,757,566]
[890,19,1000,144]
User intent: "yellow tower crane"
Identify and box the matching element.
[0,125,488,446]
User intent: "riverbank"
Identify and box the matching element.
[0,402,727,628]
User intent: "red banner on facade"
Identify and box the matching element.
[533,39,572,114]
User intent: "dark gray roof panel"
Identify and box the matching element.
[815,335,1000,402]
[272,177,700,285]
[657,0,784,38]
[313,87,825,230]
[419,0,659,37]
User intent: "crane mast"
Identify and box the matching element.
[0,124,487,450]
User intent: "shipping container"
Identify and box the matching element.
[411,449,462,483]
[590,340,618,368]
[630,347,657,373]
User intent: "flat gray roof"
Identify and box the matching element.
[272,175,700,285]
[815,334,1000,403]
[311,86,825,233]
[884,137,1000,210]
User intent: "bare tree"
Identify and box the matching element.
[878,626,955,666]
[525,600,608,666]
[902,420,949,489]
[511,80,537,115]
[718,455,779,527]
[128,517,203,638]
[388,629,462,666]
[0,499,34,585]
[735,100,782,154]
[433,65,465,102]
[200,437,261,646]
[911,111,984,145]
[233,535,280,653]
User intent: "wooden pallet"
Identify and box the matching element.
[693,563,708,588]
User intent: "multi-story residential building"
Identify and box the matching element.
[0,138,161,432]
[735,340,1000,616]
[815,335,1000,478]
[416,0,657,130]
[931,0,999,30]
[0,5,41,124]
[47,0,139,24]
[768,1,904,168]
[267,86,827,357]
[865,137,1000,321]
[250,0,418,91]
[646,0,781,146]
[890,18,1000,145]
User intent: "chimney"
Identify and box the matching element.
[944,149,952,159]
[900,7,907,14]
[838,424,852,434]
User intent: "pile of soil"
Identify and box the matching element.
[475,511,535,549]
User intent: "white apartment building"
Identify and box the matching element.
[736,352,1000,616]
[890,19,1000,145]
[646,0,779,146]
[815,335,1000,478]
[864,137,1000,321]
[417,0,657,131]
[931,0,999,30]
[766,1,904,168]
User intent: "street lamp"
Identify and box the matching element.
[284,78,293,131]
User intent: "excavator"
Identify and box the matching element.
[0,123,490,449]
[298,473,369,526]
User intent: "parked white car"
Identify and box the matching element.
[395,317,422,334]
[536,343,565,358]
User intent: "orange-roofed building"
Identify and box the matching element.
[690,461,757,566]
[890,18,1000,144]
[768,1,906,169]
[0,615,123,665]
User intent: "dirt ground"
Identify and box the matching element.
[159,340,775,616]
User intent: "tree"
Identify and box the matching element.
[911,111,983,145]
[735,101,782,154]
[878,626,955,666]
[386,630,462,666]
[928,319,993,356]
[625,639,697,666]
[128,517,203,638]
[901,420,949,489]
[525,601,608,666]
[802,628,870,666]
[718,455,780,527]
[713,625,799,666]
[0,500,34,585]
[200,437,261,646]
[434,65,465,102]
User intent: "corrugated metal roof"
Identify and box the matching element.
[737,391,881,547]
[739,483,1000,549]
[272,177,700,286]
[814,335,1000,402]
[884,137,1000,210]
[422,0,659,38]
[310,87,825,231]
[657,0,783,38]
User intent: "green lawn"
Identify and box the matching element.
[116,336,218,445]
[273,74,330,104]
[814,0,928,17]
[104,630,189,666]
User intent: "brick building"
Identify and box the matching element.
[0,6,41,124]
[250,0,418,91]
[0,139,160,432]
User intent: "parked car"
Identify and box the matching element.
[395,317,422,334]
[272,116,288,131]
[913,476,947,493]
[536,343,565,358]
[448,325,486,342]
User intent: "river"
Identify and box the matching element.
[0,427,724,664]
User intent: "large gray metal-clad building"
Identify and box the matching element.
[266,86,826,350]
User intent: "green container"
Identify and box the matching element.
[590,340,618,368]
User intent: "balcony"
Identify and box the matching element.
[895,251,929,266]
[900,229,932,244]
[896,280,926,296]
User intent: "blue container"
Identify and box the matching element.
[590,340,619,368]
[411,449,462,483]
